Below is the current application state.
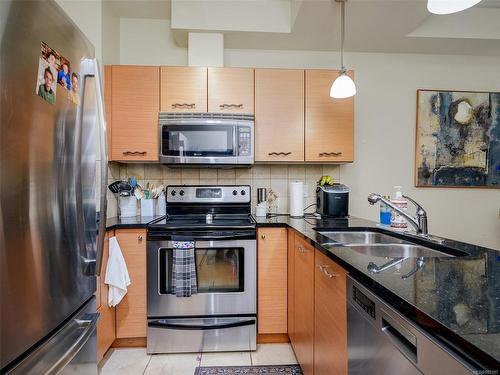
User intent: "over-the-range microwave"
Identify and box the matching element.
[159,112,254,166]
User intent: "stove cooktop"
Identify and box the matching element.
[148,214,256,231]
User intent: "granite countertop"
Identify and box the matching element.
[107,214,500,369]
[257,215,500,370]
[106,215,164,230]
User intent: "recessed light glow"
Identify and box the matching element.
[427,0,483,15]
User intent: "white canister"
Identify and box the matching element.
[289,181,304,218]
[119,196,137,218]
[140,199,155,217]
[255,202,267,217]
[157,193,166,216]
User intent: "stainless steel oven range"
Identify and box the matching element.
[146,185,257,353]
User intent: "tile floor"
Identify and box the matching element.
[99,343,298,375]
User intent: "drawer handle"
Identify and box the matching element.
[268,152,292,156]
[172,103,196,109]
[220,104,244,109]
[318,264,337,278]
[260,234,266,239]
[319,152,343,157]
[123,151,147,156]
[297,246,310,254]
[138,235,143,241]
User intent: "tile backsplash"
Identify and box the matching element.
[107,162,341,218]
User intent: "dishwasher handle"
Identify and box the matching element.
[381,311,418,365]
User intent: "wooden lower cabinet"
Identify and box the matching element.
[287,230,295,343]
[257,228,288,334]
[292,234,315,375]
[314,249,348,375]
[96,231,116,361]
[115,229,147,338]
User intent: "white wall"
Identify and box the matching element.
[55,0,102,62]
[116,19,500,250]
[102,1,120,64]
[120,18,187,65]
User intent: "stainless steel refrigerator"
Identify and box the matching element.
[0,0,107,373]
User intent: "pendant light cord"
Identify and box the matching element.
[340,0,345,72]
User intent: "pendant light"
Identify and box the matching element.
[330,0,356,99]
[427,0,483,15]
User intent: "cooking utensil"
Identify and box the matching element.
[108,181,121,193]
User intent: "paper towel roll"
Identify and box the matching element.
[289,181,304,218]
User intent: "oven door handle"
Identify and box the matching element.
[157,233,255,241]
[148,318,256,330]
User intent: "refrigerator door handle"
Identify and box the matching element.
[93,58,109,276]
[80,58,108,276]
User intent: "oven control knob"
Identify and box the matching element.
[232,190,238,196]
[171,190,176,196]
[241,190,246,196]
[179,190,185,196]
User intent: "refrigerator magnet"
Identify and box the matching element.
[35,42,58,104]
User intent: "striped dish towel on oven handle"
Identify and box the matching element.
[171,241,198,297]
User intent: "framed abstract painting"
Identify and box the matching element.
[415,89,500,188]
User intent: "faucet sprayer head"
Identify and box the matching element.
[367,193,382,205]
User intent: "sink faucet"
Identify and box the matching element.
[368,193,428,236]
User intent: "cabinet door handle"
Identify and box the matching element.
[268,152,292,156]
[318,264,337,278]
[220,104,243,109]
[260,234,266,239]
[172,103,196,109]
[297,246,310,254]
[138,235,143,241]
[318,152,343,157]
[123,151,147,156]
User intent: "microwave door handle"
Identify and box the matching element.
[233,126,238,156]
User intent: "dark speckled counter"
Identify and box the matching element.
[256,215,500,370]
[106,215,164,231]
[106,213,499,369]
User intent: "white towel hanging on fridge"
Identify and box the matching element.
[105,236,131,307]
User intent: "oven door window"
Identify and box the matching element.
[161,125,235,157]
[159,247,244,294]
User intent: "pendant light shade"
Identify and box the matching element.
[330,0,356,99]
[330,71,356,98]
[427,0,482,14]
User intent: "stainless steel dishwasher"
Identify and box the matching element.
[347,276,477,375]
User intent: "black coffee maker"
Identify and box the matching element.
[316,184,349,218]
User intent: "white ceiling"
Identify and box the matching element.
[105,0,500,56]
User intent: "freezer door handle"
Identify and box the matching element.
[7,310,99,375]
[49,313,99,374]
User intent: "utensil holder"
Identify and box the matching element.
[141,199,155,217]
[119,196,137,218]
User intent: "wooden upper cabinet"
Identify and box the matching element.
[208,68,254,114]
[115,229,147,338]
[257,228,287,334]
[314,249,348,375]
[160,67,207,112]
[305,69,354,162]
[110,65,159,161]
[293,234,315,375]
[255,69,304,162]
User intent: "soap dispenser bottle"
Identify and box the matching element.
[390,186,408,229]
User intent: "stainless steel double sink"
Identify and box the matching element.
[317,231,457,258]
